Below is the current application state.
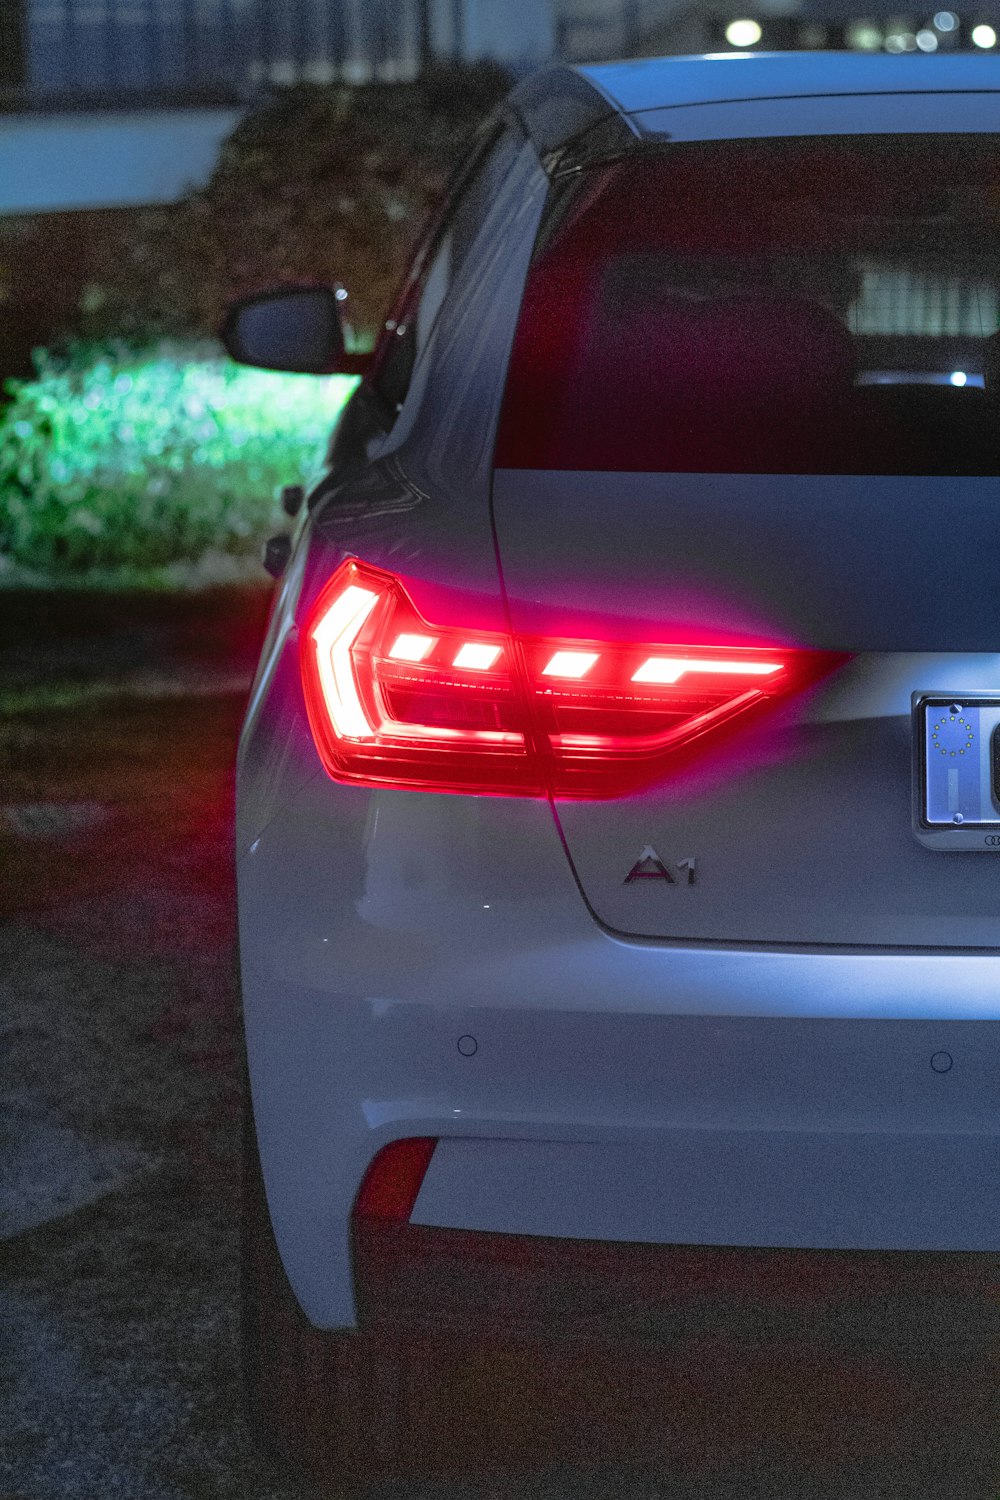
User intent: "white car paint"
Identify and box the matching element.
[238,54,1000,1331]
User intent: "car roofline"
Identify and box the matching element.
[506,64,635,162]
[507,52,1000,164]
[579,50,1000,116]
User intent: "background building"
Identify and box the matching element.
[556,0,999,57]
[2,0,998,213]
[1,0,555,212]
[3,0,554,106]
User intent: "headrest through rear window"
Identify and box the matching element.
[599,292,857,402]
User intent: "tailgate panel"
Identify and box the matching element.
[494,470,1000,948]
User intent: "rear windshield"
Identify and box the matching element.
[495,136,1000,475]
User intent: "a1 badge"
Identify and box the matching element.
[623,845,697,885]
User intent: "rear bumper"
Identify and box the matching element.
[238,772,1000,1330]
[241,955,1000,1329]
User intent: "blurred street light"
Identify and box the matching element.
[847,21,884,47]
[726,18,763,44]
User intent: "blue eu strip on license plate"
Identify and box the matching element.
[915,695,1000,847]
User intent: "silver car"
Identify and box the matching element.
[224,50,1000,1485]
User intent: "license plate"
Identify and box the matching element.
[913,693,1000,850]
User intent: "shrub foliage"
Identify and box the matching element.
[0,67,511,584]
[0,342,356,582]
[80,64,512,347]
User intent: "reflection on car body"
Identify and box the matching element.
[224,50,1000,1483]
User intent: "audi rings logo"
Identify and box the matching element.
[985,835,1000,846]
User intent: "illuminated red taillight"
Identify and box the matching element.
[301,559,847,798]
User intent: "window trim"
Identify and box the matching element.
[367,115,529,425]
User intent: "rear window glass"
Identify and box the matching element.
[495,136,1000,475]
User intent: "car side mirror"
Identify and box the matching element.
[221,286,371,376]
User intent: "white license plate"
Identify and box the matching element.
[913,693,1000,850]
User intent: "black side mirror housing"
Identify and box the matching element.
[221,286,372,376]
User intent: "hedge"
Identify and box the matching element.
[76,64,513,348]
[0,67,512,586]
[0,341,356,586]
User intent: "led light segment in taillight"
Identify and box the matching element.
[631,656,782,684]
[389,633,436,662]
[309,582,379,739]
[542,650,600,678]
[301,559,848,798]
[453,643,502,671]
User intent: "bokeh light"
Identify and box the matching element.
[848,21,884,47]
[725,18,763,45]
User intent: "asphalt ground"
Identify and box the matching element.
[1,589,999,1499]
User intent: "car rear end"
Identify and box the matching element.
[237,65,1000,1353]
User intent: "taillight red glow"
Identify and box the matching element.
[301,558,848,798]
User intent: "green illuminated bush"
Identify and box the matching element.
[0,70,513,587]
[0,341,356,586]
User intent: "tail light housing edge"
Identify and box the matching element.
[300,557,848,799]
